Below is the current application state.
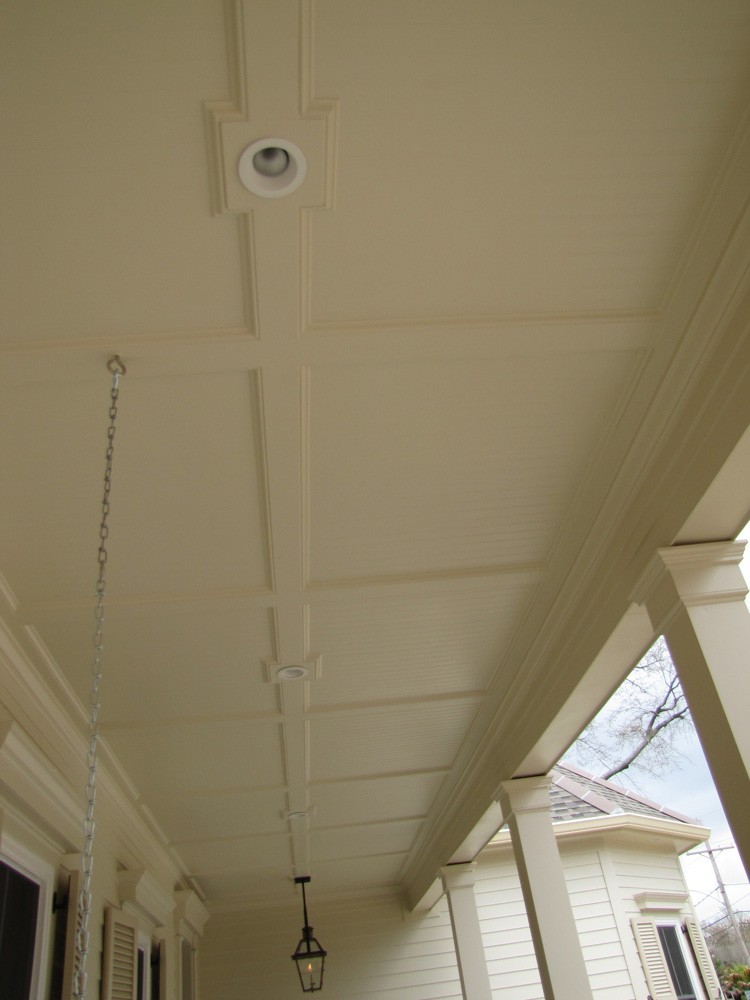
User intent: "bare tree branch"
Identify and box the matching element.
[568,637,694,781]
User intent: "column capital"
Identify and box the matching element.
[440,862,478,892]
[632,540,747,607]
[496,774,551,817]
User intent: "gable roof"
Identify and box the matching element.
[550,762,698,825]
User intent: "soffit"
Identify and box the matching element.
[1,1,749,913]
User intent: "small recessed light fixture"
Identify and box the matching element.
[276,665,308,681]
[238,138,307,198]
[253,146,290,177]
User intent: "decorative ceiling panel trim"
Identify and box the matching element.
[299,0,339,210]
[309,766,450,788]
[203,0,248,218]
[18,584,275,619]
[304,561,545,592]
[302,306,659,338]
[248,367,276,593]
[311,814,429,832]
[300,365,313,592]
[0,328,258,365]
[100,710,282,733]
[237,215,260,338]
[310,848,411,866]
[0,340,258,394]
[205,0,337,217]
[205,0,338,359]
[306,691,484,717]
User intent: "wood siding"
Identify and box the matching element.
[475,844,634,1000]
[201,896,462,1000]
[200,837,703,999]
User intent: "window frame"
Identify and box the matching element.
[137,929,152,1000]
[0,835,54,1000]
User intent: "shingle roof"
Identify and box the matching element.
[550,762,698,825]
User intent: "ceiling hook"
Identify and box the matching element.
[106,355,127,376]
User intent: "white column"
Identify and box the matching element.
[497,776,593,1000]
[633,540,750,879]
[441,863,493,1000]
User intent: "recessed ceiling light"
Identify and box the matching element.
[238,138,307,198]
[276,665,308,681]
[252,146,290,177]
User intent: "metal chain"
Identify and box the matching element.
[74,356,126,1000]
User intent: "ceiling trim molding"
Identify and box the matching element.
[0,721,82,849]
[303,306,659,338]
[304,561,545,592]
[0,619,190,886]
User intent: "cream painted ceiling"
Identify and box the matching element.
[2,1,750,912]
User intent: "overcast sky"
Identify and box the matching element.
[633,721,748,925]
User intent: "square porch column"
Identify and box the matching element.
[497,776,593,1000]
[633,539,750,879]
[441,862,493,1000]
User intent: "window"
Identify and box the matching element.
[0,859,40,1000]
[150,940,162,1000]
[658,924,698,1000]
[49,866,82,1000]
[0,840,54,1000]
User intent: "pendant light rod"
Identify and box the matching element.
[298,875,311,929]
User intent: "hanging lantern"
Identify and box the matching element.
[291,876,326,992]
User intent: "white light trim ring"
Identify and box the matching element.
[238,138,307,198]
[276,665,308,681]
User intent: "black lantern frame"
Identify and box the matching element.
[291,876,327,992]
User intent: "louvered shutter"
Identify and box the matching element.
[631,918,678,999]
[684,917,721,999]
[102,906,138,1000]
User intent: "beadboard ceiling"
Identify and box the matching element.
[2,0,750,912]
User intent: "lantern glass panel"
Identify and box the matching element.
[293,950,325,992]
